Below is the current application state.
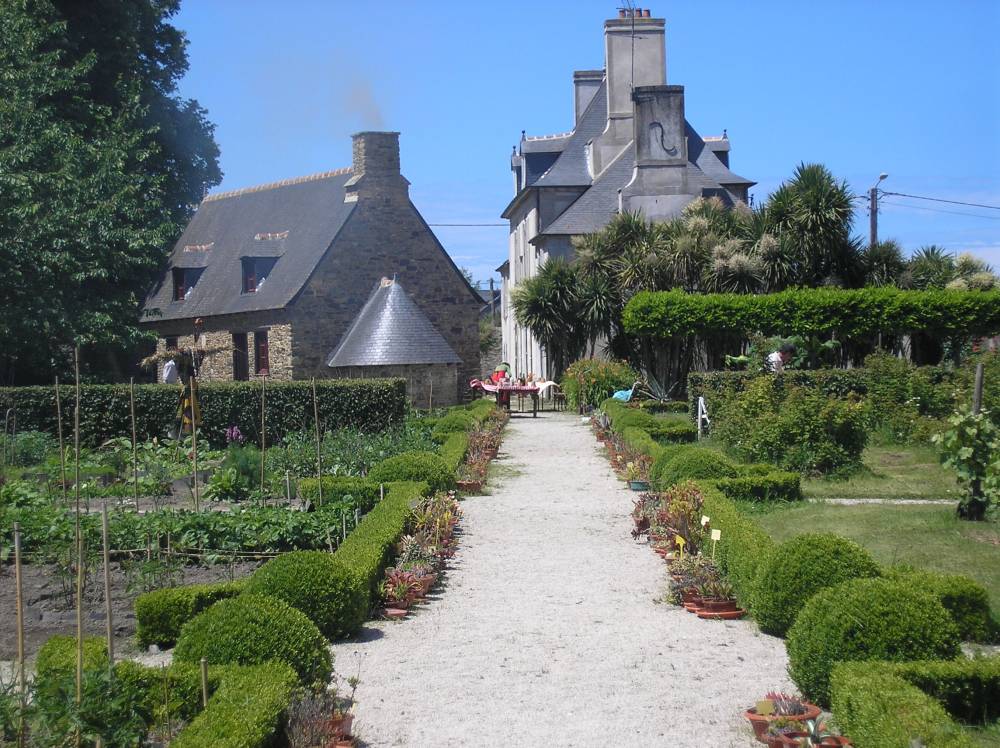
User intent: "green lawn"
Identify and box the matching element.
[755,502,1000,612]
[802,444,961,500]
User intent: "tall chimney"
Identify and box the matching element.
[573,69,604,124]
[621,85,693,217]
[344,131,409,203]
[590,12,666,175]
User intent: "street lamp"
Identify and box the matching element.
[869,173,889,247]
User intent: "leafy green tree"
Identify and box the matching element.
[862,240,906,287]
[0,0,220,384]
[902,245,956,290]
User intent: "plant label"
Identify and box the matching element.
[710,529,722,541]
[674,535,686,559]
[700,515,710,527]
[756,699,775,716]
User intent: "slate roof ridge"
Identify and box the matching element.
[203,167,353,203]
[524,130,574,142]
[531,79,608,188]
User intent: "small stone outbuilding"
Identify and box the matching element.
[327,277,461,407]
[141,131,481,405]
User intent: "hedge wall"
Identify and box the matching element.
[0,378,407,447]
[136,580,247,648]
[623,288,1000,340]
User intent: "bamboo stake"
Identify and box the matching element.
[342,511,347,542]
[162,664,171,738]
[14,522,25,748]
[130,377,139,512]
[101,504,114,674]
[428,377,433,411]
[285,470,291,502]
[189,376,200,511]
[260,373,267,493]
[200,657,209,708]
[311,378,323,508]
[55,378,68,505]
[73,347,83,729]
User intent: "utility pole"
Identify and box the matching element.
[869,187,878,247]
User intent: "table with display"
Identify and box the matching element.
[469,379,540,417]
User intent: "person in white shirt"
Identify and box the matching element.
[766,343,796,373]
[162,357,179,384]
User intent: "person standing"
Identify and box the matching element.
[767,342,796,373]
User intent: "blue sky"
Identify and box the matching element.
[173,0,1000,286]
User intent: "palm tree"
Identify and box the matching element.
[862,240,906,287]
[511,258,587,377]
[903,245,955,289]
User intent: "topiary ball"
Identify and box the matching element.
[174,594,332,686]
[786,577,960,706]
[245,551,367,641]
[368,450,454,492]
[650,447,737,490]
[753,533,880,637]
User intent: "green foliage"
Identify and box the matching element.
[171,663,298,748]
[881,656,1000,724]
[699,482,777,606]
[786,577,961,705]
[624,287,1000,341]
[0,378,407,448]
[135,580,245,648]
[431,412,476,442]
[883,566,997,643]
[334,481,426,605]
[649,447,737,491]
[245,551,367,640]
[113,660,214,730]
[562,359,639,409]
[438,432,470,473]
[368,451,454,493]
[753,533,880,636]
[830,664,975,748]
[714,471,802,502]
[7,430,56,466]
[174,593,331,686]
[602,399,696,443]
[932,409,999,519]
[296,476,380,509]
[34,635,108,685]
[714,377,869,474]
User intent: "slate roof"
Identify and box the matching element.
[530,80,609,187]
[326,279,461,367]
[142,170,356,322]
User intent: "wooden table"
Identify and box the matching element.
[496,384,540,417]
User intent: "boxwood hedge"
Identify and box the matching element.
[174,593,331,686]
[650,447,737,491]
[135,579,246,648]
[244,550,367,640]
[883,566,997,643]
[753,533,880,636]
[786,577,961,706]
[368,451,454,493]
[0,378,406,447]
[882,656,1000,724]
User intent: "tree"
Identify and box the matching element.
[862,240,906,287]
[902,245,955,290]
[511,259,588,378]
[0,0,221,384]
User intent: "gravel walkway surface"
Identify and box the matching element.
[331,412,792,747]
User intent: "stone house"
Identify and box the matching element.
[141,131,481,406]
[499,8,755,378]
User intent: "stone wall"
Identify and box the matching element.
[329,363,459,408]
[151,313,292,382]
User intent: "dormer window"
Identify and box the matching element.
[172,268,204,301]
[242,257,278,294]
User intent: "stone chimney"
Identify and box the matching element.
[621,85,693,216]
[344,131,410,203]
[590,10,665,175]
[573,69,604,124]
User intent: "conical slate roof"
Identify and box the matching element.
[326,278,461,367]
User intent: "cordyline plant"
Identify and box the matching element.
[932,410,1000,521]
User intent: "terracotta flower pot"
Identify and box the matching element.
[696,608,746,620]
[383,607,407,620]
[745,703,822,742]
[701,598,739,613]
[328,713,353,738]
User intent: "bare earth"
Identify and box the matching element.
[331,411,792,747]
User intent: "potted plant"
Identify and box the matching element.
[765,718,808,747]
[745,692,822,743]
[624,462,650,491]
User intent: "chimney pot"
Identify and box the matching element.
[618,8,626,17]
[644,8,651,17]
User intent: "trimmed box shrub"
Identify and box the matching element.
[296,477,380,509]
[34,635,107,684]
[713,471,802,502]
[431,411,476,443]
[334,481,426,604]
[0,378,407,448]
[368,451,454,492]
[135,579,246,648]
[438,432,470,473]
[786,577,961,706]
[171,663,298,748]
[753,533,880,636]
[650,447,737,491]
[174,593,331,686]
[830,664,975,748]
[114,660,213,727]
[883,566,997,643]
[603,398,696,443]
[244,550,367,640]
[885,656,1000,724]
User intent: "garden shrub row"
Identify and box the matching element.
[882,657,1000,724]
[136,579,247,648]
[296,476,381,508]
[0,377,407,447]
[882,566,997,643]
[602,399,697,443]
[623,287,1000,340]
[830,664,975,748]
[713,471,801,502]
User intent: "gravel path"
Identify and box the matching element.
[331,412,792,747]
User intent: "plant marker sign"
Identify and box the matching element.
[674,535,686,559]
[710,528,722,559]
[756,699,775,716]
[700,515,710,527]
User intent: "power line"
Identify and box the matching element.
[881,199,1000,221]
[428,222,507,227]
[881,191,1000,211]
